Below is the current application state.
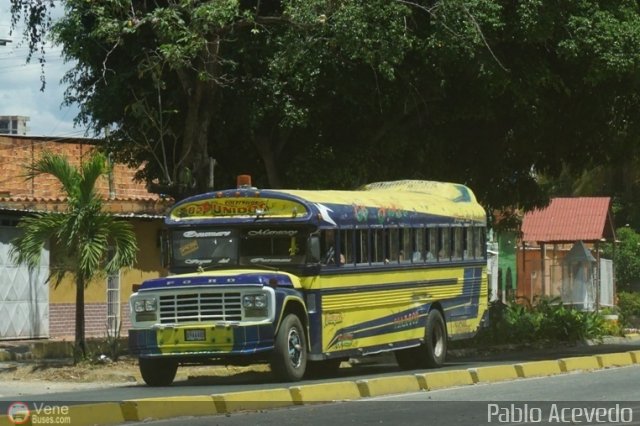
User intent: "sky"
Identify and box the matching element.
[0,0,86,137]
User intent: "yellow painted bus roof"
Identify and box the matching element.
[276,180,486,222]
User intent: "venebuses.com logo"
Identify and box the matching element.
[7,402,30,425]
[6,401,72,424]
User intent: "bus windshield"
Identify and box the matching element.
[239,228,308,267]
[171,229,238,268]
[170,227,311,269]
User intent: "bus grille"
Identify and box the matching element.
[159,291,242,324]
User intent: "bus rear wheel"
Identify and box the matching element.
[424,309,447,367]
[139,357,178,386]
[395,309,447,369]
[271,314,307,382]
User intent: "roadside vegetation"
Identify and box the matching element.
[473,297,615,348]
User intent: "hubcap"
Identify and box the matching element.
[287,328,302,368]
[432,323,444,358]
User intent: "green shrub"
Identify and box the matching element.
[477,296,608,346]
[617,291,640,328]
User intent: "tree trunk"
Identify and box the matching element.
[254,131,288,189]
[173,35,221,200]
[74,275,87,364]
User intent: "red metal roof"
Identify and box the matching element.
[521,197,615,243]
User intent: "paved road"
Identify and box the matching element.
[126,365,640,426]
[0,337,638,404]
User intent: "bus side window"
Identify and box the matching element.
[340,229,353,265]
[464,226,473,259]
[475,226,486,258]
[426,228,437,262]
[412,228,424,263]
[321,229,339,264]
[452,227,463,260]
[439,227,451,261]
[356,229,369,265]
[387,228,399,263]
[402,228,412,263]
[372,228,386,264]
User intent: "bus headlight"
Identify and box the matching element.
[134,298,157,313]
[243,294,268,318]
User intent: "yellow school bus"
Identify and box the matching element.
[128,177,488,385]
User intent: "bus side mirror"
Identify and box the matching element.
[308,236,321,263]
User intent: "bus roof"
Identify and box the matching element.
[167,180,486,227]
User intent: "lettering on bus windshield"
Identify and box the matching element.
[171,198,308,219]
[247,229,298,237]
[183,230,231,238]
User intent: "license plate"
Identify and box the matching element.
[185,329,206,341]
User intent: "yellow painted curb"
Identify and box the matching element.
[65,402,125,426]
[356,375,421,397]
[415,370,474,390]
[290,381,361,404]
[0,415,16,426]
[122,396,216,421]
[212,388,293,413]
[558,356,601,373]
[64,403,122,426]
[628,350,640,364]
[596,353,634,368]
[515,360,562,378]
[469,365,519,383]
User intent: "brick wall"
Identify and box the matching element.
[49,302,132,339]
[0,136,161,201]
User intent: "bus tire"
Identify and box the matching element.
[271,314,307,382]
[139,357,178,386]
[424,309,447,368]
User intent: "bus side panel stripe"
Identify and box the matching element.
[326,304,429,349]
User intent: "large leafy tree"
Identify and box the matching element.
[10,152,138,362]
[10,1,640,216]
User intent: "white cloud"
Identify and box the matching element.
[0,0,86,137]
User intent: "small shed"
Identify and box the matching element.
[518,197,616,310]
[562,241,597,310]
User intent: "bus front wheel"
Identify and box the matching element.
[139,357,178,386]
[271,314,307,381]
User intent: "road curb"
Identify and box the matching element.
[121,396,217,421]
[290,381,361,403]
[67,402,125,426]
[469,364,519,383]
[211,388,294,414]
[627,350,640,363]
[596,352,634,368]
[356,375,421,397]
[558,355,601,372]
[415,370,474,390]
[514,360,563,378]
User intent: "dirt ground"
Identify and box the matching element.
[0,356,274,396]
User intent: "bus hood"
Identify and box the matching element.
[137,269,300,292]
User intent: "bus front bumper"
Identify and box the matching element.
[129,323,275,358]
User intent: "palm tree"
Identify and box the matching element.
[10,151,138,362]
